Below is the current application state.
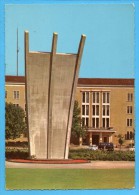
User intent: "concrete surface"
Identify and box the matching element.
[6,161,134,169]
[25,31,86,159]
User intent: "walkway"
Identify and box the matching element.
[6,161,134,169]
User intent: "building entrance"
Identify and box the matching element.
[92,135,99,145]
[104,137,108,143]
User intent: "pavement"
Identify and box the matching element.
[6,161,135,169]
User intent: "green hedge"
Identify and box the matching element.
[6,148,29,159]
[6,141,28,148]
[6,148,135,161]
[69,149,135,161]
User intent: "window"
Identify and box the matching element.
[102,92,110,128]
[13,91,19,99]
[102,105,110,116]
[96,105,99,115]
[103,92,109,103]
[127,131,130,140]
[92,92,100,128]
[13,104,19,107]
[82,117,89,127]
[127,106,132,114]
[102,118,109,128]
[127,119,132,127]
[82,92,85,103]
[82,92,90,127]
[86,92,89,103]
[86,105,89,115]
[82,92,89,103]
[127,93,133,102]
[82,105,85,115]
[130,131,133,139]
[92,92,99,103]
[92,118,99,128]
[82,105,89,116]
[104,137,108,143]
[125,131,134,140]
[92,105,99,116]
[5,91,7,98]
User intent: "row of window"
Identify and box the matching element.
[82,105,133,116]
[5,90,133,102]
[82,92,133,103]
[82,117,133,128]
[82,105,110,116]
[82,92,110,128]
[82,92,110,104]
[82,117,110,128]
[82,92,133,128]
[5,91,20,99]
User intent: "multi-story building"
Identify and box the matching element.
[75,78,134,147]
[5,76,134,147]
[5,76,25,110]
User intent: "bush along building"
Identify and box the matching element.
[5,76,134,148]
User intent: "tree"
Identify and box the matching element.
[5,102,27,140]
[117,134,124,149]
[71,100,86,144]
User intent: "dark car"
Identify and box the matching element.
[98,142,114,151]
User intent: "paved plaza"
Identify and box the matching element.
[6,161,134,169]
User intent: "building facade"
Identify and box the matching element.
[75,78,134,147]
[5,76,135,147]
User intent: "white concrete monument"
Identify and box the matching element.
[25,31,86,159]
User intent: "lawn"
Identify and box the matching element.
[6,168,134,190]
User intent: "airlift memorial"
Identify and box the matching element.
[25,31,86,159]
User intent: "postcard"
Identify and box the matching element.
[0,0,139,194]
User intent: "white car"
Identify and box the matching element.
[129,146,135,151]
[89,145,98,150]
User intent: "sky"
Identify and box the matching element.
[5,3,134,78]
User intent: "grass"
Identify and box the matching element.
[6,168,134,190]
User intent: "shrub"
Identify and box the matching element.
[6,148,29,159]
[6,141,28,148]
[69,149,135,161]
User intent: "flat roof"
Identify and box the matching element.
[78,78,134,86]
[6,76,25,83]
[5,76,134,86]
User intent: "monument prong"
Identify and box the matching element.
[51,32,58,54]
[24,31,29,54]
[77,34,86,62]
[64,34,86,159]
[24,30,31,158]
[47,32,58,159]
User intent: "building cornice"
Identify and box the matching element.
[5,76,134,87]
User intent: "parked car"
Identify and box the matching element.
[88,145,98,150]
[98,142,114,151]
